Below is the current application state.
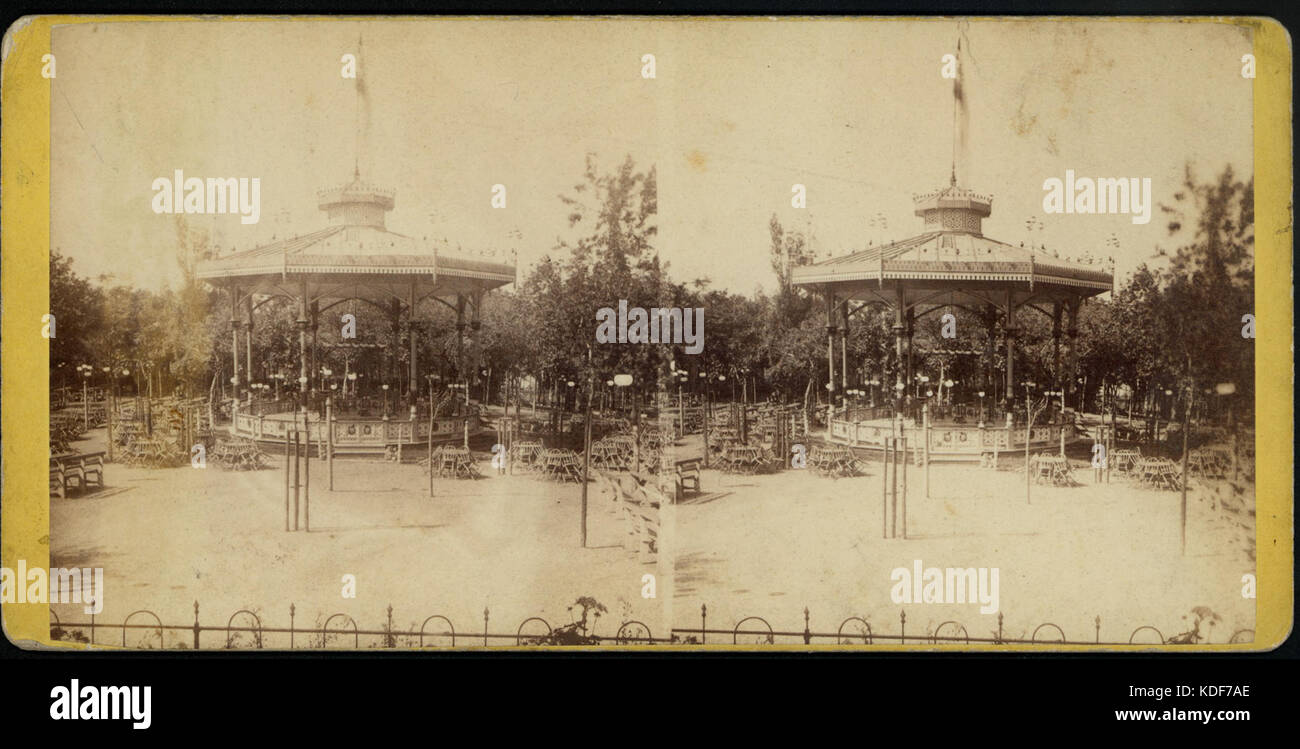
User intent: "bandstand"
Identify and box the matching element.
[196,168,516,455]
[791,174,1113,461]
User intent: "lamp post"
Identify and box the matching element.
[230,374,240,433]
[978,391,986,426]
[1043,389,1065,455]
[868,378,880,409]
[1215,382,1237,478]
[1023,381,1036,504]
[382,383,390,419]
[579,349,596,548]
[613,373,634,464]
[77,364,93,430]
[565,380,576,432]
[1179,378,1192,556]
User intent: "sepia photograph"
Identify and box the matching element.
[12,16,1273,651]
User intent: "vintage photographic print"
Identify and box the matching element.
[3,16,1289,651]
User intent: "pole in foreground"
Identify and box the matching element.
[326,397,334,491]
[304,424,311,533]
[293,431,301,532]
[891,437,899,538]
[428,384,435,498]
[922,404,930,499]
[1180,362,1191,556]
[581,366,594,548]
[881,438,889,538]
[901,436,908,539]
[284,429,291,532]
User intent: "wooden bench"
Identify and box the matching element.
[50,452,105,497]
[675,458,702,496]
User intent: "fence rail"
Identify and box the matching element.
[48,601,672,649]
[670,605,1252,646]
[47,602,1254,649]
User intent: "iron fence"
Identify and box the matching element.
[46,601,1255,648]
[670,605,1255,646]
[48,601,671,649]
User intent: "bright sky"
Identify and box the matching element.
[52,19,1253,294]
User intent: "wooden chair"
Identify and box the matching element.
[49,461,66,498]
[675,459,702,495]
[79,454,104,489]
[62,460,86,493]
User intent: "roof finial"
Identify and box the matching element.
[950,33,965,190]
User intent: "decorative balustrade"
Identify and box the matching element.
[232,411,481,446]
[829,416,1072,457]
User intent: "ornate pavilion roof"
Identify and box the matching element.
[195,170,515,302]
[791,181,1113,308]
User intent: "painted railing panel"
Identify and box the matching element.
[234,413,480,445]
[829,418,1065,453]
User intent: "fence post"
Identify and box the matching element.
[107,395,115,462]
[293,431,301,531]
[289,603,295,649]
[803,607,811,645]
[284,429,291,532]
[901,436,908,540]
[701,604,707,645]
[387,604,394,648]
[882,438,890,538]
[996,612,1004,645]
[1095,615,1101,644]
[483,607,489,647]
[891,438,899,538]
[899,610,906,645]
[304,426,311,533]
[192,600,200,650]
[922,404,930,499]
[327,397,335,490]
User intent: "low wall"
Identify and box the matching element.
[232,411,482,447]
[829,417,1077,459]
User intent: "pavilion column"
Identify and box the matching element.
[408,283,419,402]
[244,294,254,404]
[230,286,241,404]
[840,303,850,403]
[388,299,401,392]
[825,291,836,421]
[1004,293,1018,413]
[470,290,483,393]
[1066,298,1081,410]
[455,295,466,379]
[297,281,310,412]
[244,320,254,405]
[893,284,906,416]
[983,307,997,402]
[310,301,319,393]
[905,307,915,403]
[1051,302,1063,389]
